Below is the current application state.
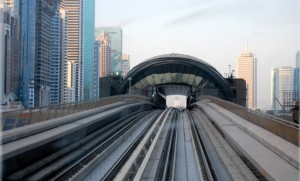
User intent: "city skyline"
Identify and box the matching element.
[95,0,299,109]
[1,0,298,110]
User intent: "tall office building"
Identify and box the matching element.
[59,8,69,104]
[294,51,300,100]
[8,2,21,100]
[0,2,5,105]
[271,67,294,112]
[95,27,122,74]
[20,0,58,107]
[93,39,100,98]
[0,2,22,109]
[83,0,95,100]
[50,7,61,105]
[98,32,111,77]
[50,6,69,105]
[121,54,130,76]
[236,44,257,109]
[61,0,84,102]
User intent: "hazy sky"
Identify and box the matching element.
[95,0,300,109]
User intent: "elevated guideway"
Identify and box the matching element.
[1,99,154,180]
[1,95,299,181]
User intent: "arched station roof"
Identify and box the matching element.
[119,53,232,100]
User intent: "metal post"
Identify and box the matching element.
[128,77,132,95]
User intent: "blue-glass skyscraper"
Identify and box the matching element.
[95,27,122,74]
[50,8,61,105]
[271,67,294,113]
[93,39,100,98]
[20,0,36,107]
[20,0,58,107]
[83,0,95,100]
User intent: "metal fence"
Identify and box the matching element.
[1,95,149,131]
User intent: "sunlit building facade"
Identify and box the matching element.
[271,67,294,112]
[236,45,257,109]
[98,32,111,77]
[61,0,84,102]
[95,27,122,74]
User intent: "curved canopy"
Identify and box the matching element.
[119,54,232,100]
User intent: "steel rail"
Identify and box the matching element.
[186,110,216,181]
[155,109,178,181]
[100,110,163,181]
[51,111,151,181]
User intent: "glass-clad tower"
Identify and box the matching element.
[50,7,61,105]
[83,0,95,100]
[93,39,100,98]
[20,0,57,107]
[294,51,300,100]
[271,67,294,112]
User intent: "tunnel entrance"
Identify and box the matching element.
[166,95,187,109]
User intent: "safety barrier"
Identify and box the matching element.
[1,95,149,131]
[197,95,300,146]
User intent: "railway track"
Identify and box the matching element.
[155,109,178,181]
[6,100,296,181]
[187,110,216,181]
[7,110,160,181]
[100,109,165,181]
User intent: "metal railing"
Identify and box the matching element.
[1,95,150,131]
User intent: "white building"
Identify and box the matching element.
[236,44,257,109]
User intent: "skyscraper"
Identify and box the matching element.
[93,39,100,98]
[294,51,300,100]
[59,8,69,104]
[98,32,111,77]
[61,0,84,102]
[0,1,22,109]
[83,0,95,100]
[271,67,294,112]
[95,27,122,74]
[50,7,61,105]
[0,2,5,105]
[20,0,58,107]
[236,44,257,109]
[50,6,69,105]
[121,54,130,76]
